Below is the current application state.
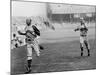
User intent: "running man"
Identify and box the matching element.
[74,18,90,56]
[18,18,41,73]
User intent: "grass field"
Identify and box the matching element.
[11,23,96,75]
[11,38,96,75]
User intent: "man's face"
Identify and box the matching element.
[27,22,31,26]
[26,19,31,26]
[80,20,85,25]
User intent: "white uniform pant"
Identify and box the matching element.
[27,38,40,60]
[80,36,90,49]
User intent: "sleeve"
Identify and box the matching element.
[32,25,40,36]
[18,31,26,35]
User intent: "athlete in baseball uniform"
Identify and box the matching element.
[18,18,41,73]
[74,18,90,56]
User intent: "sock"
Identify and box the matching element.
[84,41,90,56]
[27,59,32,69]
[81,47,83,56]
[87,49,90,56]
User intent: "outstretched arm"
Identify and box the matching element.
[74,28,79,31]
[18,31,26,35]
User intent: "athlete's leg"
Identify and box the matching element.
[80,43,84,56]
[26,44,32,73]
[32,38,40,57]
[84,37,90,56]
[37,36,44,50]
[80,36,84,56]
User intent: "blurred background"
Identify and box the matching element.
[11,1,96,44]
